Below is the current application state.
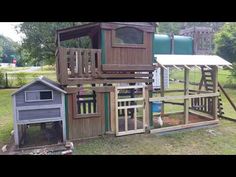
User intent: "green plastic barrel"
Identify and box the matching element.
[153,34,171,54]
[174,35,193,54]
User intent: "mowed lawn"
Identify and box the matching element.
[0,89,16,148]
[74,120,236,155]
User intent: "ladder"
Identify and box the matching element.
[199,67,224,117]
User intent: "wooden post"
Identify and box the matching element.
[110,91,116,132]
[13,95,19,147]
[115,87,119,135]
[160,67,165,117]
[144,86,150,128]
[184,67,190,124]
[212,66,218,119]
[5,73,8,88]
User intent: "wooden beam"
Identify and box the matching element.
[134,108,137,130]
[184,65,191,70]
[155,89,184,94]
[189,110,214,120]
[154,111,184,117]
[117,97,144,102]
[173,65,182,71]
[220,115,236,122]
[158,62,168,70]
[184,68,190,124]
[102,64,155,71]
[75,51,78,73]
[115,87,119,135]
[142,85,146,129]
[149,92,219,102]
[227,65,233,69]
[212,66,218,120]
[64,86,114,93]
[144,86,150,127]
[160,67,165,117]
[204,65,212,70]
[125,108,128,132]
[99,73,152,78]
[65,78,153,85]
[195,65,201,70]
[150,120,219,134]
[163,101,184,106]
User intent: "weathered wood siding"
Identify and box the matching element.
[67,92,105,140]
[15,81,62,107]
[104,30,153,66]
[18,108,61,121]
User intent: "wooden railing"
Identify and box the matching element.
[56,47,102,84]
[56,47,153,85]
[190,96,213,115]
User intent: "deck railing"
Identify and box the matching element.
[56,47,153,85]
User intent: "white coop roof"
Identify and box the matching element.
[154,55,232,68]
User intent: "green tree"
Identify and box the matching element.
[158,22,225,35]
[158,22,183,34]
[0,35,20,63]
[17,22,91,65]
[214,23,236,63]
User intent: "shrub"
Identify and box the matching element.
[41,65,55,71]
[0,70,5,87]
[16,72,27,87]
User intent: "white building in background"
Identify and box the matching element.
[0,63,16,67]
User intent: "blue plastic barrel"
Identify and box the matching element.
[152,101,162,112]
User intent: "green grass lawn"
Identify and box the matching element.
[74,119,236,155]
[0,89,16,148]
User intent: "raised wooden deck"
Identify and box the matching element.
[56,47,154,86]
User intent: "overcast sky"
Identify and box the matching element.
[0,22,24,42]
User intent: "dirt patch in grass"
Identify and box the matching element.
[153,113,211,128]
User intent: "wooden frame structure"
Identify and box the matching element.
[53,22,232,140]
[149,55,231,134]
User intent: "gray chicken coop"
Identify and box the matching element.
[11,76,67,147]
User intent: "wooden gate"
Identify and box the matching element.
[115,85,146,136]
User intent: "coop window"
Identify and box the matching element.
[40,91,53,100]
[25,90,53,102]
[114,27,144,45]
[76,89,97,115]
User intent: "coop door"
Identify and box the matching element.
[115,85,146,136]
